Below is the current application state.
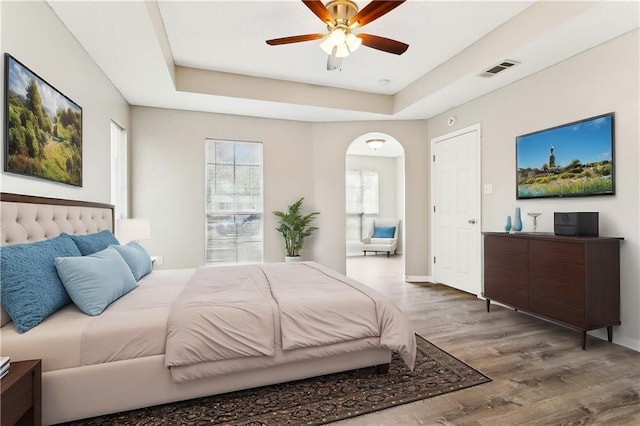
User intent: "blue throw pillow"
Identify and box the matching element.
[110,242,153,280]
[372,226,396,238]
[0,234,81,333]
[68,230,120,255]
[54,247,137,316]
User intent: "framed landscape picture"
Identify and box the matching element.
[4,53,82,186]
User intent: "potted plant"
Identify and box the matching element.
[273,197,320,262]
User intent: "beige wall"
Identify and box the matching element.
[428,30,639,350]
[0,1,129,202]
[129,107,314,268]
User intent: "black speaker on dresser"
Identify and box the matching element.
[554,212,599,236]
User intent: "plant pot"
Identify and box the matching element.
[285,256,301,263]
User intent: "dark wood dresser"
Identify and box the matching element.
[483,232,622,349]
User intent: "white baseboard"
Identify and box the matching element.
[404,275,433,283]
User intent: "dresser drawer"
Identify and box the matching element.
[530,277,584,306]
[484,235,528,255]
[530,257,584,286]
[530,240,584,263]
[530,294,585,327]
[485,265,528,290]
[484,251,528,271]
[485,282,528,309]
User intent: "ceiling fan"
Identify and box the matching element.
[266,0,409,70]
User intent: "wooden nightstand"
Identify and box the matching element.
[1,359,42,426]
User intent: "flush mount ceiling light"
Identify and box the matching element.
[366,138,385,150]
[266,0,409,70]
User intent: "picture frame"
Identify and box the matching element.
[4,53,83,186]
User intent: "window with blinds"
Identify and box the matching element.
[205,139,263,263]
[346,170,379,241]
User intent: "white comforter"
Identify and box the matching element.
[165,262,416,381]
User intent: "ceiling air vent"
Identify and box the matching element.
[479,60,520,78]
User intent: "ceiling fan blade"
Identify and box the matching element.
[302,0,335,24]
[266,33,324,46]
[327,50,342,71]
[358,34,409,55]
[349,0,405,28]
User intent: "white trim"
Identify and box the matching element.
[110,121,128,220]
[404,275,433,283]
[431,123,481,144]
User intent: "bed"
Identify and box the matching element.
[0,193,416,425]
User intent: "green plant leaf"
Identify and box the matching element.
[273,197,320,257]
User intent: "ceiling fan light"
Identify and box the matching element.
[320,36,334,55]
[329,28,346,45]
[366,139,385,150]
[335,43,350,58]
[345,33,361,52]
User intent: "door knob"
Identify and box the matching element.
[468,219,476,224]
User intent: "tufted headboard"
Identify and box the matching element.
[1,193,114,246]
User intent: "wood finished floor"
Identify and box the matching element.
[336,254,640,425]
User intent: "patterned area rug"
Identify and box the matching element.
[63,335,490,425]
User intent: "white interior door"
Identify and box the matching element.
[431,125,481,295]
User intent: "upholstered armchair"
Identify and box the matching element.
[361,218,399,257]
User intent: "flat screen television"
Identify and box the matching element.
[516,112,615,199]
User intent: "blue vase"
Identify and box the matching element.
[513,207,523,232]
[505,216,512,232]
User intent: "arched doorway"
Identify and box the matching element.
[345,133,406,277]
